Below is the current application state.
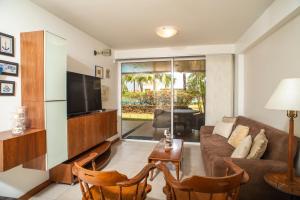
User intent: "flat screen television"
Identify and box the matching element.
[67,71,102,117]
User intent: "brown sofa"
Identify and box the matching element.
[200,116,298,200]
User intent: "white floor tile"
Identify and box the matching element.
[31,140,204,200]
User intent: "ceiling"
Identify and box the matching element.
[31,0,274,49]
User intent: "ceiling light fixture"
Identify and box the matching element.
[156,26,178,38]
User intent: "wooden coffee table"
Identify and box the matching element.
[148,139,184,180]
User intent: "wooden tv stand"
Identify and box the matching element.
[68,109,117,159]
[50,109,118,184]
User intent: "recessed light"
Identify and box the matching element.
[156,26,178,38]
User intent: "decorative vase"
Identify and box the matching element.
[164,129,173,151]
[12,106,26,135]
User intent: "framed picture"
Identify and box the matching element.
[105,69,110,79]
[0,80,15,96]
[95,65,104,79]
[0,32,15,57]
[0,60,19,76]
[101,85,109,101]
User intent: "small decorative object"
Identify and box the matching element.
[0,32,14,57]
[265,78,300,185]
[106,68,110,79]
[0,80,15,96]
[12,106,26,135]
[101,85,109,101]
[95,65,104,79]
[94,49,112,56]
[164,129,173,151]
[0,60,19,76]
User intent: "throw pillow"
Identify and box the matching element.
[231,135,252,159]
[228,125,250,148]
[212,121,234,138]
[247,129,268,159]
[222,116,237,124]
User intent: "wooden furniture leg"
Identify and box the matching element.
[175,162,180,180]
[149,159,154,181]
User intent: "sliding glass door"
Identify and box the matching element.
[121,58,205,142]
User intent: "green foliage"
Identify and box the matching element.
[122,72,206,114]
[187,72,206,112]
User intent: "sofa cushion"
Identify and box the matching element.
[228,125,249,148]
[235,116,297,162]
[231,135,252,159]
[201,134,234,158]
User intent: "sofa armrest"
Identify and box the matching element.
[211,157,287,177]
[200,126,214,135]
[230,159,288,200]
[231,158,287,179]
[209,156,289,200]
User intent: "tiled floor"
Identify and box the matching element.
[31,140,204,200]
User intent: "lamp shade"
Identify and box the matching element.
[265,78,300,111]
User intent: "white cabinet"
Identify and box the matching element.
[21,30,68,171]
[44,31,67,101]
[45,101,68,169]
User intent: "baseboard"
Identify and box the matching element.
[111,136,120,144]
[18,180,52,200]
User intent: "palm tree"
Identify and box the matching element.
[122,74,136,92]
[187,72,206,112]
[134,74,153,92]
[157,73,173,88]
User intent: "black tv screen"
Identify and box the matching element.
[67,72,102,116]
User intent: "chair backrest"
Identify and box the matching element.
[72,153,156,200]
[158,158,249,200]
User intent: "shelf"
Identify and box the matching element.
[0,129,46,171]
[50,141,112,184]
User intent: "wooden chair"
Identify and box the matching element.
[72,153,156,200]
[157,158,249,200]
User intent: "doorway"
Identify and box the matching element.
[121,58,205,142]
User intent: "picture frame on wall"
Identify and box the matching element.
[0,60,19,76]
[95,65,104,79]
[0,80,15,96]
[0,32,15,57]
[106,68,110,79]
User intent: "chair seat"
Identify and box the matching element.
[163,186,232,200]
[83,184,152,200]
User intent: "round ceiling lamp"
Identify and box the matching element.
[156,26,178,38]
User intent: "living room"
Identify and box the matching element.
[0,0,300,199]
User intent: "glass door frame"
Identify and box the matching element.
[118,56,206,140]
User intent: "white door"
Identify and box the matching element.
[44,31,67,101]
[45,101,68,169]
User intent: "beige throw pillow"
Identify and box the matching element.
[222,116,237,124]
[212,121,234,138]
[231,135,252,159]
[228,125,250,148]
[247,129,268,159]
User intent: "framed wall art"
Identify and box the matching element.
[0,60,19,76]
[105,68,110,79]
[95,65,104,79]
[0,80,15,96]
[0,32,15,57]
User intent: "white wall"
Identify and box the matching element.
[206,54,234,125]
[236,0,300,53]
[243,13,300,135]
[0,0,117,197]
[114,44,235,60]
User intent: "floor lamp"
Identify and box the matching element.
[265,78,300,196]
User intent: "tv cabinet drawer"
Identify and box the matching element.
[67,109,117,159]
